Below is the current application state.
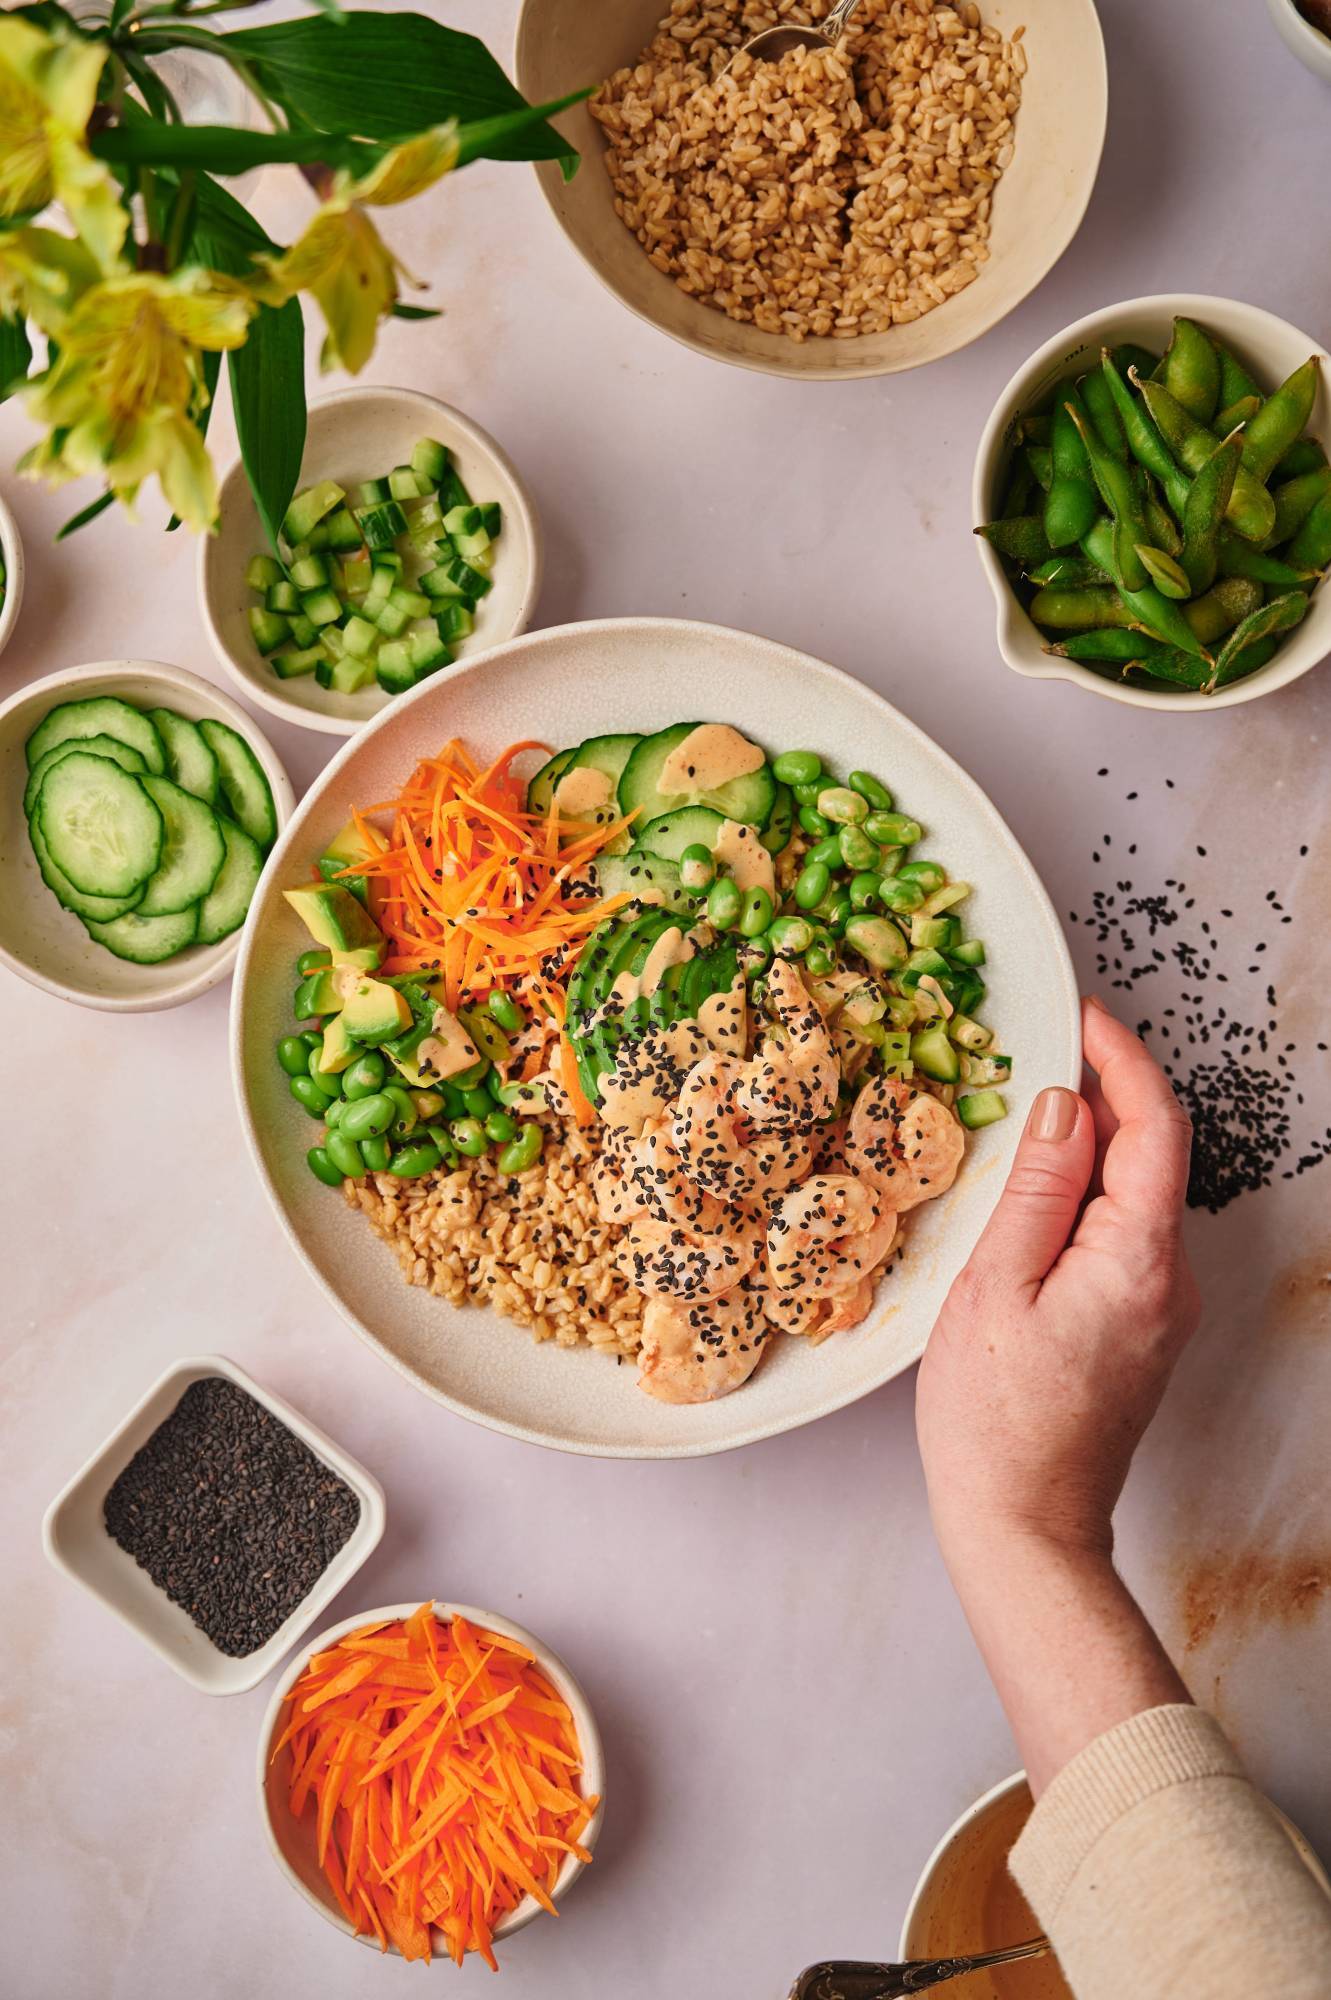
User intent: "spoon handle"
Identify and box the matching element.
[824,0,866,42]
[790,1938,1050,1999]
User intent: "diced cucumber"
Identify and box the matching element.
[28,813,145,922]
[24,733,147,820]
[84,904,199,963]
[198,718,278,850]
[948,938,987,968]
[271,646,324,679]
[526,748,576,815]
[406,496,443,545]
[245,554,282,592]
[301,588,342,629]
[963,1053,1012,1087]
[317,651,377,694]
[947,1013,991,1051]
[249,607,290,655]
[438,463,472,511]
[288,613,319,649]
[324,505,363,552]
[633,804,725,862]
[592,851,697,915]
[420,560,470,602]
[356,477,389,507]
[434,602,473,643]
[342,616,380,661]
[911,912,960,952]
[282,479,345,545]
[355,500,407,550]
[147,709,218,805]
[341,556,372,597]
[37,753,163,899]
[376,642,419,695]
[266,580,299,615]
[290,552,330,592]
[387,585,431,620]
[760,783,794,856]
[910,1023,961,1083]
[374,598,411,638]
[445,555,491,600]
[389,464,424,501]
[134,774,226,916]
[443,504,485,537]
[407,629,450,674]
[305,522,331,551]
[25,696,166,776]
[411,437,450,487]
[617,722,775,831]
[453,528,491,565]
[196,817,264,946]
[478,501,501,537]
[957,1089,1008,1129]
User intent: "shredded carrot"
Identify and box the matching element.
[336,738,633,1015]
[277,1608,598,1969]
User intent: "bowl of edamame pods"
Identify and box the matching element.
[973,295,1331,709]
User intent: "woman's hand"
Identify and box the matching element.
[915,998,1201,1791]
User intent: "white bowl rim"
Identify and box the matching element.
[513,0,1108,383]
[1266,0,1331,72]
[0,489,25,658]
[41,1351,387,1696]
[229,613,1080,1459]
[198,385,545,738]
[257,1597,606,1953]
[972,291,1331,711]
[0,657,295,1012]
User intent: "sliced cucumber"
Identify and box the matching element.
[198,718,278,849]
[36,753,163,899]
[148,708,218,804]
[618,722,775,831]
[526,747,576,816]
[634,805,726,863]
[26,696,165,776]
[23,733,146,820]
[84,904,199,963]
[957,1089,1008,1129]
[28,814,145,922]
[592,851,698,915]
[761,783,795,856]
[135,775,226,916]
[196,817,263,946]
[910,1024,961,1084]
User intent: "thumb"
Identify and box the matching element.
[965,1087,1095,1292]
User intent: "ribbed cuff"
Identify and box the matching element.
[1011,1706,1245,1919]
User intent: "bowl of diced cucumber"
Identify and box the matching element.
[199,388,543,737]
[0,489,24,662]
[0,659,293,1012]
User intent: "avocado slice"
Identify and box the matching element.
[332,941,386,973]
[316,1012,357,1075]
[341,975,412,1045]
[284,883,384,955]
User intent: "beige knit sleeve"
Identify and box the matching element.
[1009,1705,1331,2000]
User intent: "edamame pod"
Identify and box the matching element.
[1029,584,1141,631]
[1135,545,1191,599]
[1025,445,1052,492]
[1267,466,1331,547]
[1216,534,1318,590]
[1207,591,1310,691]
[1000,455,1036,520]
[1080,365,1129,461]
[1240,357,1321,485]
[976,516,1053,564]
[1132,372,1276,543]
[1160,317,1221,424]
[1071,408,1151,590]
[1143,489,1183,557]
[1047,628,1177,664]
[1101,353,1190,516]
[1045,387,1098,549]
[1080,517,1211,660]
[1183,576,1263,645]
[1215,340,1261,413]
[1274,437,1328,481]
[1026,554,1112,588]
[1287,490,1331,570]
[1215,394,1260,435]
[1180,433,1242,594]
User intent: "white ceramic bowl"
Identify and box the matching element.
[1267,0,1331,84]
[200,388,542,737]
[0,489,25,660]
[258,1600,605,1955]
[514,0,1107,381]
[0,659,294,1012]
[42,1354,386,1697]
[231,617,1079,1459]
[973,293,1331,710]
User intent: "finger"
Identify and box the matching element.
[962,1085,1096,1295]
[1081,996,1192,1226]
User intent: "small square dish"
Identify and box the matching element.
[41,1354,385,1696]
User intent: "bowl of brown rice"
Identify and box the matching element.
[514,0,1107,380]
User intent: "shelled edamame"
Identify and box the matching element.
[978,321,1327,694]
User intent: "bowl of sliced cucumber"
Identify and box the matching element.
[0,659,293,1012]
[199,388,542,739]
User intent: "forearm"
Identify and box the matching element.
[937,1526,1188,1797]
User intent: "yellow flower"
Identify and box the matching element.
[256,123,458,375]
[20,267,252,530]
[0,224,102,334]
[0,17,126,266]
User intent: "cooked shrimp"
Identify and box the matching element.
[846,1074,966,1212]
[637,1274,771,1404]
[731,958,838,1132]
[767,1173,897,1295]
[598,1116,731,1232]
[618,1216,759,1302]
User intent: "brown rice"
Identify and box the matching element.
[345,1122,646,1358]
[591,0,1025,343]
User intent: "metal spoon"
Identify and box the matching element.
[789,1936,1051,1998]
[725,0,865,70]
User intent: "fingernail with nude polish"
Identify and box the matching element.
[1030,1087,1079,1142]
[1085,993,1109,1014]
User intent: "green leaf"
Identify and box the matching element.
[224,13,583,178]
[57,490,116,540]
[391,303,441,322]
[0,314,32,403]
[91,121,371,177]
[187,166,277,270]
[229,298,306,556]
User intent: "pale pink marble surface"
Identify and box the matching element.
[2,2,1329,1994]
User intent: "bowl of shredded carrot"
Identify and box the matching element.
[258,1600,604,1967]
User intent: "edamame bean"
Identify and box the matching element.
[861,811,921,848]
[804,943,836,977]
[773,750,823,787]
[792,781,824,807]
[707,876,742,930]
[440,1081,469,1120]
[360,1134,392,1172]
[342,1050,386,1100]
[306,1147,344,1187]
[277,1035,310,1077]
[849,871,883,911]
[822,894,852,936]
[423,1124,459,1168]
[462,1084,495,1119]
[389,1141,442,1178]
[794,860,830,910]
[383,1083,418,1141]
[879,876,926,914]
[323,1097,345,1128]
[299,1030,323,1052]
[451,1058,491,1091]
[1184,576,1262,645]
[897,859,946,894]
[290,1075,334,1119]
[768,916,813,957]
[740,939,773,980]
[484,1110,518,1144]
[297,948,331,975]
[838,824,879,872]
[844,915,908,970]
[798,805,831,839]
[308,1044,342,1092]
[463,1011,511,1064]
[739,886,774,937]
[680,843,716,891]
[807,834,844,870]
[326,1130,366,1179]
[411,1089,446,1120]
[1135,544,1191,599]
[450,1117,489,1157]
[339,1091,396,1141]
[486,990,525,1034]
[498,1124,544,1175]
[816,786,867,826]
[848,769,893,812]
